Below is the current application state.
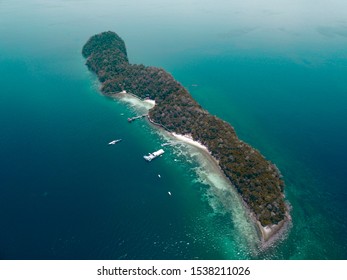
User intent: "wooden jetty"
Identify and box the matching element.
[128,114,148,123]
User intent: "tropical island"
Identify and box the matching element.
[82,31,290,242]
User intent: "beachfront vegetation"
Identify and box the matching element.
[82,31,287,226]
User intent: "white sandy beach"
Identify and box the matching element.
[115,91,155,111]
[143,99,156,106]
[171,133,209,153]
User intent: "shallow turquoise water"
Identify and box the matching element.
[0,0,346,259]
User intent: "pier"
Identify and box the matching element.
[127,114,148,123]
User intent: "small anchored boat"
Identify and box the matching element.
[108,139,122,145]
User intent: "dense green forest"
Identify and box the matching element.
[82,31,288,226]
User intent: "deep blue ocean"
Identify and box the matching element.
[0,0,346,259]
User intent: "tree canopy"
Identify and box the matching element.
[83,31,288,226]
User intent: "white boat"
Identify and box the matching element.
[158,174,161,178]
[108,139,122,145]
[168,192,172,196]
[143,149,165,161]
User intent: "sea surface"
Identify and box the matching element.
[0,0,347,259]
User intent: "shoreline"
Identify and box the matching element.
[112,90,291,247]
[171,128,292,246]
[254,207,291,246]
[113,90,156,111]
[171,133,209,153]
